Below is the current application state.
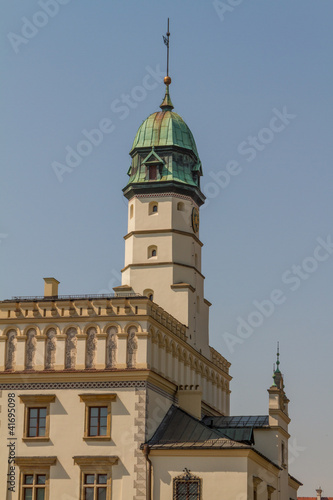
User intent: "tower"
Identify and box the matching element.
[121,79,211,356]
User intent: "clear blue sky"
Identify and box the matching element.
[1,1,332,495]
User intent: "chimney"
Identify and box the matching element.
[177,385,202,420]
[316,487,322,500]
[43,277,60,298]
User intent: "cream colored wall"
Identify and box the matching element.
[127,195,198,235]
[247,457,279,499]
[0,388,141,500]
[151,455,248,500]
[149,327,230,416]
[123,193,211,356]
[253,428,290,500]
[0,307,231,417]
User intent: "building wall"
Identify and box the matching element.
[150,454,249,499]
[0,385,148,500]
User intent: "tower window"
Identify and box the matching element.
[149,201,158,215]
[148,245,157,259]
[149,165,157,180]
[144,289,154,301]
[177,201,185,211]
[130,204,134,219]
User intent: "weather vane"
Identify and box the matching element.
[163,18,171,85]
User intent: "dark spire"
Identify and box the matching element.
[160,18,174,111]
[272,342,283,389]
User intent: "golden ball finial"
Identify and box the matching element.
[164,76,171,85]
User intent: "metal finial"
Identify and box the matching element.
[163,18,171,85]
[276,341,280,372]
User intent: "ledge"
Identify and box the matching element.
[83,436,111,442]
[19,394,56,404]
[73,456,118,466]
[15,456,57,467]
[22,437,50,443]
[79,394,117,403]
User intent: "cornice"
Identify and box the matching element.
[121,261,205,280]
[124,229,203,247]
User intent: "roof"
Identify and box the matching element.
[146,405,251,450]
[131,110,199,157]
[202,415,269,428]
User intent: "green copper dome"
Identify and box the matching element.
[123,85,205,206]
[131,110,199,158]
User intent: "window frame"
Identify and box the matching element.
[19,395,55,442]
[79,394,116,441]
[173,470,202,500]
[15,456,57,500]
[73,456,118,500]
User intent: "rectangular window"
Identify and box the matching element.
[28,408,47,437]
[88,407,108,436]
[19,395,55,442]
[174,479,201,499]
[83,474,107,500]
[16,456,56,500]
[22,473,46,500]
[149,165,157,180]
[79,394,116,441]
[74,456,117,500]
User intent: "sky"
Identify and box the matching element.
[1,0,333,495]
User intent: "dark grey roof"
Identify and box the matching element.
[146,406,250,450]
[202,415,269,428]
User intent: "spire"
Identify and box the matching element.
[272,342,282,389]
[160,18,174,111]
[160,84,174,111]
[276,341,280,372]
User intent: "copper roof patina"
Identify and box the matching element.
[131,109,199,157]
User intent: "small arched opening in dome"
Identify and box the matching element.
[149,202,158,215]
[177,201,185,212]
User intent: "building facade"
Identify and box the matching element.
[0,78,301,499]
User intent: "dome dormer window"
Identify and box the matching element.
[149,165,157,180]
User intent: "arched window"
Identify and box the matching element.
[195,253,198,267]
[130,204,134,219]
[148,245,157,259]
[143,289,154,301]
[149,201,158,215]
[177,201,185,211]
[196,296,200,313]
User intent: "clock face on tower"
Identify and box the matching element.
[191,207,199,233]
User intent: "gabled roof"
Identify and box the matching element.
[146,405,251,450]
